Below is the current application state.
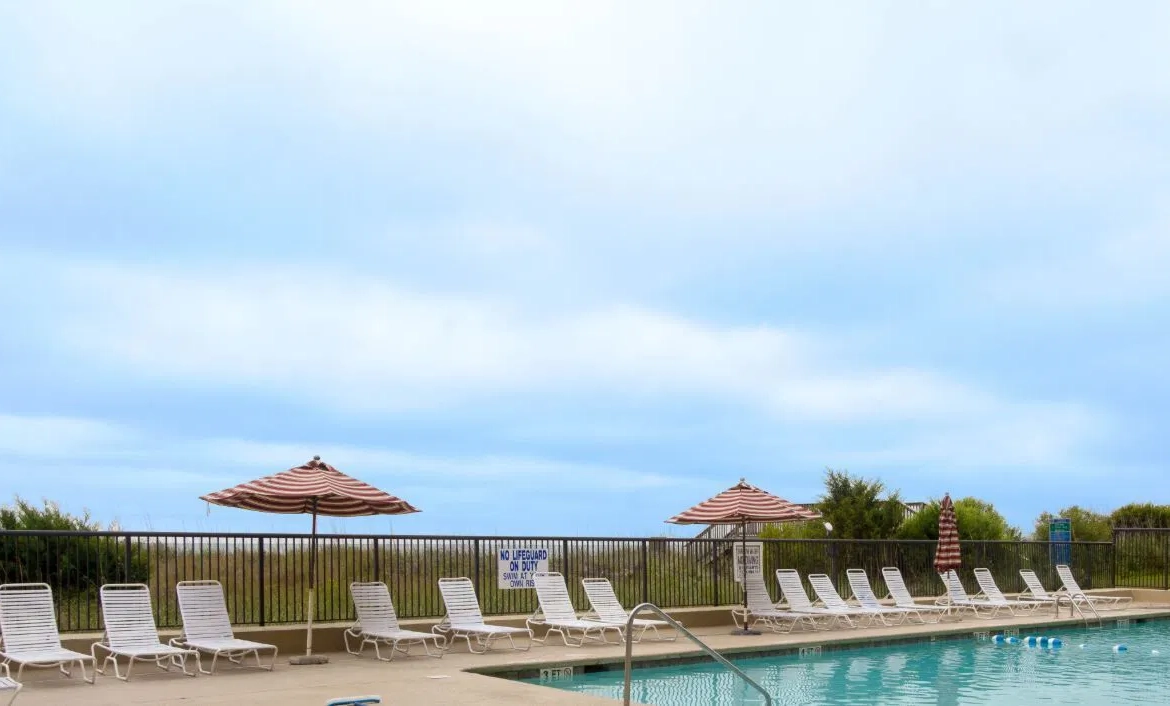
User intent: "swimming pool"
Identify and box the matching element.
[525,621,1170,704]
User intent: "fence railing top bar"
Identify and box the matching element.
[0,529,1114,545]
[0,530,665,541]
[1113,527,1170,533]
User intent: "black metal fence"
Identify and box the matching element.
[1113,528,1170,589]
[0,530,1133,633]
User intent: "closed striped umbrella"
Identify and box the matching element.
[668,479,819,634]
[201,456,419,662]
[934,494,961,574]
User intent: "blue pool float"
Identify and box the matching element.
[327,698,381,706]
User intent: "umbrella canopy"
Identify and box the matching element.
[934,493,961,574]
[201,455,419,661]
[668,478,819,635]
[667,478,820,526]
[200,455,420,516]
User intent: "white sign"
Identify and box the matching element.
[540,666,574,682]
[497,547,549,589]
[732,541,763,582]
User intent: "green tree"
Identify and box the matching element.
[811,468,906,540]
[898,497,1022,541]
[1110,503,1170,529]
[1032,506,1112,542]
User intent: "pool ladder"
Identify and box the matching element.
[622,603,772,706]
[1054,593,1103,628]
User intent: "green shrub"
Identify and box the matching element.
[0,497,149,591]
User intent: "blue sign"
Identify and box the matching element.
[1050,518,1072,564]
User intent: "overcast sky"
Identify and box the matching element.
[2,1,1169,536]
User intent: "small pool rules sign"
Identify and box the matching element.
[733,542,763,582]
[497,547,550,589]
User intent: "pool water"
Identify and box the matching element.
[526,621,1170,705]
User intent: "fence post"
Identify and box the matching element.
[123,536,132,583]
[560,539,571,606]
[257,537,266,627]
[372,537,381,580]
[474,539,482,597]
[1163,535,1169,591]
[712,541,720,606]
[1111,529,1118,588]
[640,540,649,604]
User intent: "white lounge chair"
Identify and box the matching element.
[775,570,852,628]
[0,666,19,706]
[938,571,1001,618]
[92,584,199,680]
[845,570,927,624]
[972,569,1045,615]
[433,577,532,653]
[1018,569,1064,609]
[880,567,952,621]
[170,581,277,674]
[527,573,624,647]
[736,574,821,633]
[807,574,888,627]
[581,578,676,642]
[0,583,95,683]
[1056,565,1131,610]
[345,582,445,661]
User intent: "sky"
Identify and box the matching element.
[2,1,1169,537]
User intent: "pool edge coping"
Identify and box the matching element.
[472,609,1170,682]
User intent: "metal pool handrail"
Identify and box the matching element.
[622,602,772,706]
[1054,592,1103,628]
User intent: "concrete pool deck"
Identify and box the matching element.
[15,601,1170,705]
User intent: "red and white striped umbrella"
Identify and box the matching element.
[668,478,819,635]
[201,455,419,662]
[200,455,419,517]
[934,494,961,574]
[667,478,820,525]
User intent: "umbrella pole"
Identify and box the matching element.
[307,501,317,655]
[741,520,748,624]
[290,498,329,665]
[734,519,760,636]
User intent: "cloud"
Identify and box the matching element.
[196,438,693,492]
[4,2,1168,216]
[0,414,140,459]
[0,413,691,493]
[7,256,1098,442]
[826,402,1107,470]
[978,208,1170,314]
